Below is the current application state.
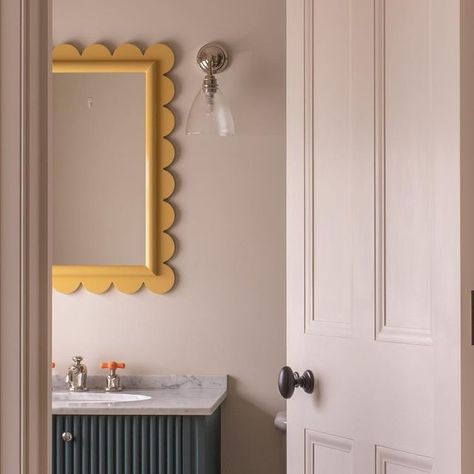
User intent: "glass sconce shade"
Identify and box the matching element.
[185,86,235,136]
[186,43,235,136]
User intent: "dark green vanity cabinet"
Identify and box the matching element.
[53,410,220,474]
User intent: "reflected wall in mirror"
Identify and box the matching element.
[52,43,176,294]
[53,72,146,265]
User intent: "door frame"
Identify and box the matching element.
[0,0,51,472]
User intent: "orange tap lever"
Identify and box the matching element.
[100,361,126,370]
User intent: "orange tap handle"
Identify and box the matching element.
[51,362,56,369]
[100,361,125,370]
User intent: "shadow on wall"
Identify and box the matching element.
[222,377,286,474]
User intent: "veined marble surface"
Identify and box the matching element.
[52,375,227,416]
[52,374,226,391]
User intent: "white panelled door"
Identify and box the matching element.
[286,0,461,473]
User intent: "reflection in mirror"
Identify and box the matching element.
[53,72,146,265]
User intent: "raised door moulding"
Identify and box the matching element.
[299,0,436,343]
[305,430,354,474]
[306,434,433,473]
[303,0,320,336]
[375,0,433,345]
[303,0,354,339]
[52,43,176,294]
[376,446,433,473]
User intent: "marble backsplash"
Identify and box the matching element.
[52,374,227,391]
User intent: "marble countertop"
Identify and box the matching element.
[52,375,227,416]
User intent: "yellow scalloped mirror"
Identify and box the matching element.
[52,43,175,294]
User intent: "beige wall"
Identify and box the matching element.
[52,1,286,474]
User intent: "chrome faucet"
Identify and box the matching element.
[65,356,88,391]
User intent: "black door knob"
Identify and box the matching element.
[278,366,314,399]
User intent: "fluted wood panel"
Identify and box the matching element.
[53,412,220,474]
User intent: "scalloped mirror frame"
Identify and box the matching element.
[52,43,176,294]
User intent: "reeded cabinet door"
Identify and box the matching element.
[286,0,461,473]
[53,413,220,474]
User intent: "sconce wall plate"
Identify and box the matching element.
[197,43,229,74]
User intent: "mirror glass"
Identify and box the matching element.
[53,72,146,265]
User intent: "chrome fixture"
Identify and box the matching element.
[101,361,125,392]
[105,371,122,392]
[185,42,235,136]
[65,355,88,391]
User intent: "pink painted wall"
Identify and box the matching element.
[52,1,286,473]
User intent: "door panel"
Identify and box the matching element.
[305,431,353,474]
[308,0,354,336]
[376,0,434,345]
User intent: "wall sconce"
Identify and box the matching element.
[185,43,235,136]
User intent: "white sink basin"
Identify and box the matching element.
[53,392,151,404]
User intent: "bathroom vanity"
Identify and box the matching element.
[52,376,227,474]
